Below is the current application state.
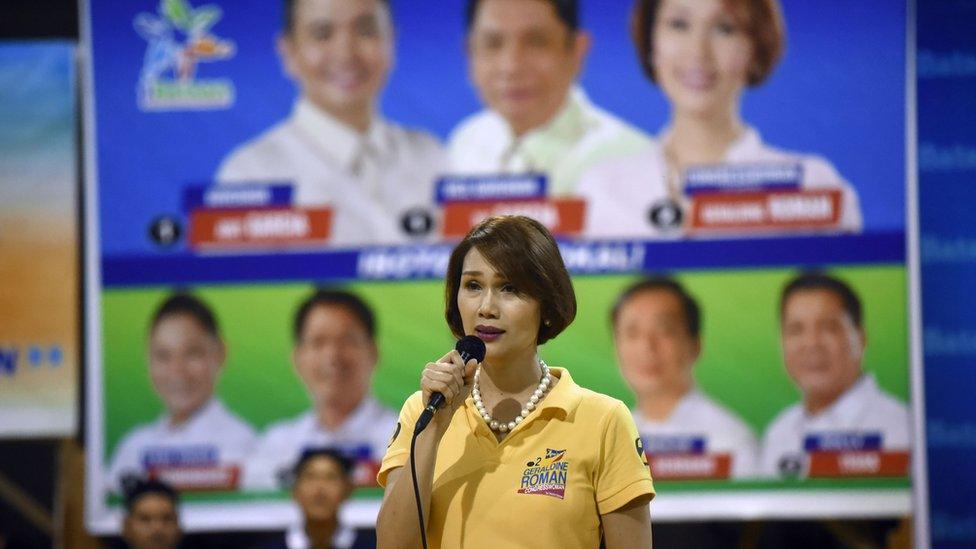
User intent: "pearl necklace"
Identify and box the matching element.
[472,360,552,433]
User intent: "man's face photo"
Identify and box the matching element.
[279,0,393,120]
[122,494,181,549]
[293,304,377,411]
[148,314,224,423]
[781,289,865,405]
[468,0,588,135]
[614,289,700,398]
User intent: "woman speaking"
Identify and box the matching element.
[577,0,862,239]
[376,216,654,548]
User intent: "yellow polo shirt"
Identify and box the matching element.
[378,368,654,548]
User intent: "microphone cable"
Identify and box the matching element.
[409,429,430,549]
[408,336,485,549]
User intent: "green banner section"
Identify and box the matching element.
[103,264,907,465]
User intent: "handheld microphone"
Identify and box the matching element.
[414,336,486,433]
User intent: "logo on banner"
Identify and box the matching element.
[518,448,569,499]
[647,199,683,231]
[134,0,236,111]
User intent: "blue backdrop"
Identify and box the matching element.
[917,1,976,548]
[89,0,906,257]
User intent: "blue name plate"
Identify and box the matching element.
[435,174,547,204]
[684,163,803,196]
[643,435,707,455]
[142,445,219,467]
[183,183,294,211]
[301,443,374,461]
[803,432,883,452]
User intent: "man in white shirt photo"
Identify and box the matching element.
[216,0,444,246]
[106,294,256,492]
[611,276,759,478]
[447,0,651,196]
[244,289,397,490]
[760,272,910,477]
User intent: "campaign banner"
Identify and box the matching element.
[86,265,912,531]
[82,0,912,533]
[0,42,78,438]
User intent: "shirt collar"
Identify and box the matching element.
[308,396,383,436]
[285,522,355,549]
[494,86,591,151]
[461,366,582,436]
[636,387,703,426]
[535,367,583,416]
[806,373,877,422]
[291,98,389,171]
[723,126,763,161]
[655,124,762,163]
[161,398,220,433]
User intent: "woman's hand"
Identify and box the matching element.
[420,350,479,424]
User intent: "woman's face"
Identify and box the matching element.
[457,247,541,366]
[651,0,754,119]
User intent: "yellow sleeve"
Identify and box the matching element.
[595,400,655,515]
[376,391,425,487]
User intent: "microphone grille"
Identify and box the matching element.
[455,335,486,363]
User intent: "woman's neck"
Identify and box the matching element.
[478,348,548,424]
[480,349,542,395]
[666,108,745,167]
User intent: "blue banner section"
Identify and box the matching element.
[88,0,906,256]
[918,1,976,547]
[101,232,905,287]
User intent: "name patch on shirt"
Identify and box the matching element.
[142,445,219,468]
[518,448,569,499]
[183,184,295,211]
[683,163,803,196]
[688,189,843,233]
[182,183,334,251]
[436,173,586,238]
[435,174,548,204]
[643,435,707,455]
[804,432,883,452]
[141,445,241,491]
[802,432,909,479]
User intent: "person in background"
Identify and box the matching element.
[121,479,182,549]
[107,293,255,492]
[217,0,444,246]
[262,449,376,549]
[611,276,759,477]
[244,289,397,490]
[760,272,910,477]
[447,0,651,196]
[578,0,861,238]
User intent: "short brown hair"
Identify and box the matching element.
[444,216,576,345]
[631,0,785,87]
